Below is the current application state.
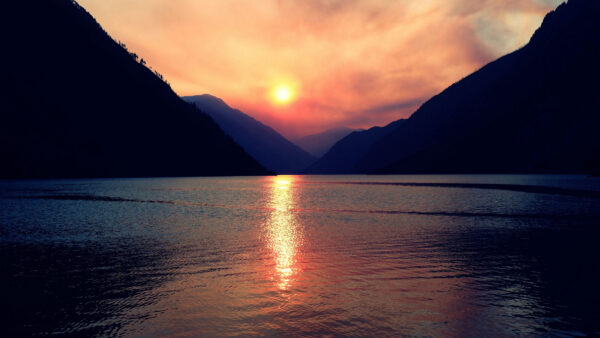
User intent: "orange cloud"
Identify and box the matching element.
[78,0,562,138]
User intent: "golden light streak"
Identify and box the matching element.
[265,176,302,290]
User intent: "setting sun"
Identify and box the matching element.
[271,85,294,105]
[5,0,598,336]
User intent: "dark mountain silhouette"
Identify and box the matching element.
[294,127,355,158]
[305,120,405,174]
[183,95,315,173]
[354,0,600,174]
[0,0,271,178]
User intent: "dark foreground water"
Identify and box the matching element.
[1,175,600,336]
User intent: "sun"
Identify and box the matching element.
[271,84,295,105]
[275,87,291,102]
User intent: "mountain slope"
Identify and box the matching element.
[356,0,600,174]
[0,0,270,178]
[294,127,355,158]
[305,120,405,174]
[183,95,315,173]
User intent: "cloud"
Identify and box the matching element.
[361,98,429,115]
[77,0,562,138]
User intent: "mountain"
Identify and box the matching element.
[305,120,405,174]
[354,0,600,174]
[294,127,355,158]
[183,95,315,173]
[0,0,270,178]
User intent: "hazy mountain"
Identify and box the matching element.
[294,127,355,158]
[0,0,271,178]
[305,120,405,174]
[354,0,600,174]
[183,95,315,173]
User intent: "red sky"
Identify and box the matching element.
[78,0,562,139]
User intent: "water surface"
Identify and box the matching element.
[1,175,600,336]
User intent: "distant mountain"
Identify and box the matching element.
[305,120,405,174]
[294,127,355,158]
[354,0,600,174]
[183,95,315,173]
[0,0,270,178]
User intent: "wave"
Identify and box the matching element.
[16,194,174,204]
[306,181,600,198]
[12,194,597,220]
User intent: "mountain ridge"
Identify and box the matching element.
[184,94,315,174]
[0,0,271,178]
[353,0,600,174]
[294,127,355,158]
[305,120,405,174]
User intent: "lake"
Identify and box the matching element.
[1,175,600,336]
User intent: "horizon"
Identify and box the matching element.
[78,0,562,139]
[3,0,600,336]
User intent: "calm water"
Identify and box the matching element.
[1,175,600,336]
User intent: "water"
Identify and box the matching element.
[1,175,600,336]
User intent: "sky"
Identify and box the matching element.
[78,0,563,139]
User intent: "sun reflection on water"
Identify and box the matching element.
[265,176,302,290]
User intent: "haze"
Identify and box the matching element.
[78,0,562,139]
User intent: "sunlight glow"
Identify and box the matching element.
[275,87,291,102]
[76,0,561,136]
[265,176,302,290]
[271,84,295,106]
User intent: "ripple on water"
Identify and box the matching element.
[1,175,600,336]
